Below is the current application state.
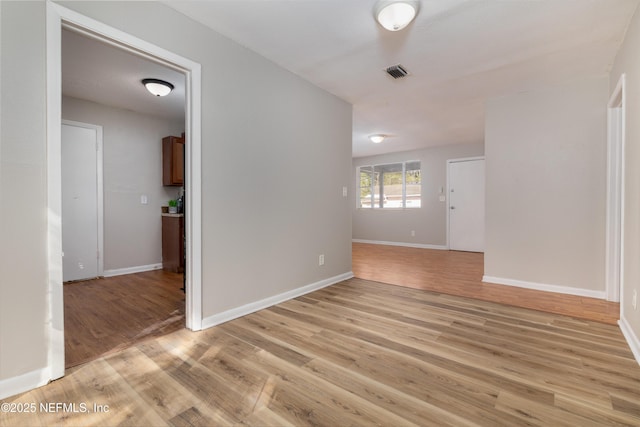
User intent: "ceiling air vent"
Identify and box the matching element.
[385,64,409,79]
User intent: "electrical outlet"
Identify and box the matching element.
[411,230,415,237]
[319,254,325,266]
[342,186,348,197]
[633,290,638,310]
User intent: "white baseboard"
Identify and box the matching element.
[103,263,163,278]
[482,275,607,300]
[201,272,353,330]
[619,316,640,366]
[0,367,50,400]
[352,239,448,250]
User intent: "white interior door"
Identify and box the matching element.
[62,121,102,282]
[448,158,485,252]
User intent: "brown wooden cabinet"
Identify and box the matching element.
[163,135,184,186]
[162,214,184,273]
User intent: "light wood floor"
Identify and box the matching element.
[353,242,620,325]
[2,277,639,426]
[64,270,185,368]
[63,244,617,370]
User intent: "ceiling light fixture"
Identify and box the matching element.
[369,134,385,143]
[142,78,174,97]
[376,1,416,31]
[376,1,417,32]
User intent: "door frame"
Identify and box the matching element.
[62,120,104,279]
[446,156,485,250]
[46,2,203,380]
[605,74,626,305]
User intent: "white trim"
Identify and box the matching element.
[62,120,104,278]
[46,1,65,382]
[605,73,625,303]
[446,156,485,250]
[619,316,640,366]
[102,263,163,278]
[201,272,354,330]
[185,63,203,331]
[0,368,50,401]
[446,156,486,163]
[482,275,607,300]
[352,239,448,250]
[46,1,203,385]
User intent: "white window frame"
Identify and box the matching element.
[357,160,421,209]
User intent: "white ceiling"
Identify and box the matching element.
[62,28,186,121]
[166,0,638,157]
[63,1,639,158]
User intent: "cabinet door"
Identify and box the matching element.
[163,136,184,186]
[172,139,184,185]
[162,216,184,273]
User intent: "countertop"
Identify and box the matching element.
[161,213,184,218]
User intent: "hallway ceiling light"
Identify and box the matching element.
[376,1,417,32]
[142,78,174,97]
[369,134,385,143]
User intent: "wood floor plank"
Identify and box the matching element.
[302,358,477,427]
[64,270,185,368]
[353,242,620,324]
[243,350,420,427]
[135,339,253,424]
[3,273,639,426]
[553,393,640,426]
[494,391,601,427]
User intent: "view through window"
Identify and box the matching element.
[358,161,421,208]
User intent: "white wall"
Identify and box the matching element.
[610,5,640,360]
[62,96,184,272]
[0,0,352,393]
[352,143,484,247]
[484,76,608,296]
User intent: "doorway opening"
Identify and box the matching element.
[46,2,202,381]
[60,26,186,369]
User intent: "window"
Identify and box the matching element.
[358,161,421,208]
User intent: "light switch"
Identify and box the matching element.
[343,186,348,197]
[141,195,148,205]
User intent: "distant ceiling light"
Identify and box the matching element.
[376,1,417,31]
[142,78,174,97]
[369,134,385,143]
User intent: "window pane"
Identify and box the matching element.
[381,164,403,208]
[359,167,373,208]
[358,161,421,209]
[405,161,421,208]
[372,167,382,208]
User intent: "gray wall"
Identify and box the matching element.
[485,76,608,293]
[62,96,184,272]
[0,0,352,385]
[1,1,49,381]
[610,5,640,350]
[352,143,484,246]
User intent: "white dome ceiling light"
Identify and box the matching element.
[376,1,417,32]
[142,78,174,97]
[369,134,386,143]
